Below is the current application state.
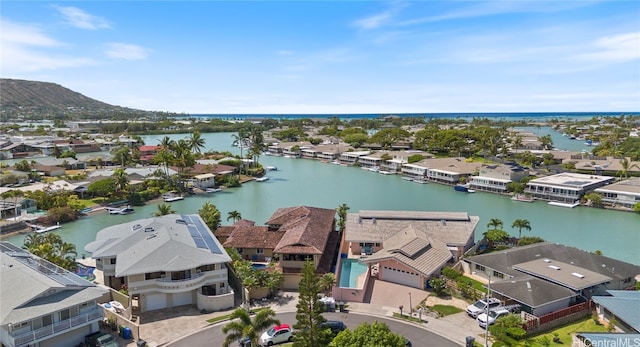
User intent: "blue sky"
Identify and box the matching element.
[1,1,639,114]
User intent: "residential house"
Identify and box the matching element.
[591,290,640,333]
[595,177,640,208]
[423,157,482,185]
[343,210,479,290]
[0,242,107,347]
[525,173,614,203]
[469,164,529,194]
[338,151,370,166]
[85,214,234,313]
[463,242,640,315]
[222,223,284,263]
[137,145,161,163]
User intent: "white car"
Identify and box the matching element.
[477,308,511,328]
[466,298,502,318]
[260,324,293,346]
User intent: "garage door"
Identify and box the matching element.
[382,266,421,288]
[173,291,193,307]
[145,293,167,311]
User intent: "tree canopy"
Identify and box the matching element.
[329,321,407,347]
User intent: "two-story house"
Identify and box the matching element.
[1,242,107,347]
[85,214,233,313]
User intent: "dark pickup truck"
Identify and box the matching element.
[84,332,119,347]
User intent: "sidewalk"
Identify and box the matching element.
[119,290,486,347]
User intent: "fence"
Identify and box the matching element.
[522,301,592,334]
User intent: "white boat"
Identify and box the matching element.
[108,206,135,215]
[412,179,427,184]
[256,177,269,182]
[379,170,392,175]
[29,223,61,234]
[402,177,413,181]
[548,201,580,208]
[511,194,535,203]
[205,187,223,193]
[266,166,278,171]
[330,160,340,165]
[162,193,184,202]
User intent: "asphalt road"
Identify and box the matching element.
[166,311,460,347]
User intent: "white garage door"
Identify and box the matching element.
[145,293,167,311]
[173,291,193,307]
[382,266,421,288]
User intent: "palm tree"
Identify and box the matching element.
[154,203,176,216]
[23,233,77,271]
[96,156,104,169]
[112,168,130,198]
[222,307,280,347]
[1,189,24,220]
[336,203,350,232]
[188,130,206,154]
[511,219,532,239]
[487,218,503,230]
[617,158,640,179]
[158,136,175,178]
[232,129,250,175]
[319,272,336,297]
[227,210,242,223]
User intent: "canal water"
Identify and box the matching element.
[3,132,639,265]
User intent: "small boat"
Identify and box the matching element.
[402,177,413,181]
[255,177,269,182]
[379,170,392,175]
[162,193,184,202]
[265,166,278,171]
[205,187,223,193]
[511,194,534,202]
[454,184,473,193]
[548,201,580,208]
[108,206,135,215]
[412,179,427,184]
[29,223,61,234]
[330,160,340,165]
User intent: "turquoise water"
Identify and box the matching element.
[339,259,369,288]
[3,131,639,265]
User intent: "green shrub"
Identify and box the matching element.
[442,267,462,280]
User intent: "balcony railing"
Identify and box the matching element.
[11,307,103,347]
[129,269,227,294]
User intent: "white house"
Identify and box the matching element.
[85,214,233,313]
[0,242,107,347]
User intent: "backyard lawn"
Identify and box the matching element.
[522,317,608,346]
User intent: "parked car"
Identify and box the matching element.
[84,332,119,347]
[260,324,293,346]
[466,298,502,318]
[319,320,346,335]
[238,336,251,347]
[476,307,511,328]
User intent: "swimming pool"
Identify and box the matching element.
[338,259,368,288]
[75,263,96,282]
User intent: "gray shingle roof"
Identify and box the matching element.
[85,214,231,277]
[489,276,577,308]
[513,258,612,291]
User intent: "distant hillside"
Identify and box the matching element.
[0,78,168,121]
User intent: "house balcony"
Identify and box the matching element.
[10,307,103,347]
[128,269,228,294]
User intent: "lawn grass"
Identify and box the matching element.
[205,307,272,324]
[392,312,426,324]
[429,304,463,317]
[522,317,608,346]
[462,276,488,294]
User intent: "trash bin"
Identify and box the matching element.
[136,339,147,347]
[123,327,132,340]
[118,325,125,337]
[465,336,475,347]
[338,301,345,312]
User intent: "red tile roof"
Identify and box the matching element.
[270,206,336,255]
[222,225,284,249]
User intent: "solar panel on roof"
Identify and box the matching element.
[194,238,207,249]
[7,251,93,287]
[191,216,222,254]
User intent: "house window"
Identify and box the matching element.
[374,243,381,247]
[220,282,225,288]
[60,309,70,321]
[42,314,52,326]
[110,258,116,265]
[256,248,264,254]
[237,248,243,254]
[475,264,486,271]
[492,271,504,279]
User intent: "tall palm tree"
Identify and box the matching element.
[336,203,350,232]
[23,233,77,271]
[1,189,24,220]
[222,308,280,347]
[158,136,175,178]
[618,158,640,179]
[227,210,242,223]
[154,203,176,216]
[487,218,503,230]
[188,130,206,154]
[319,272,336,297]
[511,219,532,239]
[112,168,130,198]
[232,128,250,175]
[173,139,195,190]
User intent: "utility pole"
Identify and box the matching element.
[485,275,491,347]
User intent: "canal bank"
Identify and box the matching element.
[3,132,638,265]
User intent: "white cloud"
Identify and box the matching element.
[576,32,640,63]
[104,43,150,60]
[0,19,96,73]
[352,1,408,30]
[55,6,111,30]
[276,50,294,56]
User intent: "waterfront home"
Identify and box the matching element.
[423,157,482,185]
[463,242,639,315]
[220,220,284,263]
[343,210,479,290]
[85,214,234,313]
[36,157,86,171]
[469,164,529,194]
[137,145,161,163]
[338,151,370,166]
[594,177,640,208]
[401,161,429,180]
[591,290,640,333]
[0,242,107,347]
[566,155,640,176]
[265,206,338,289]
[359,151,421,174]
[524,173,614,203]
